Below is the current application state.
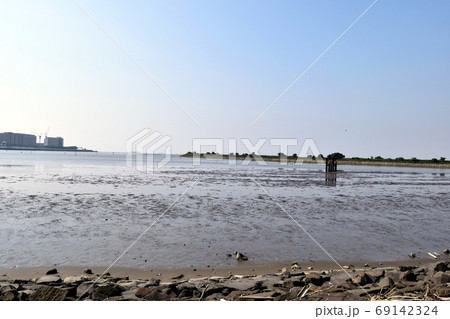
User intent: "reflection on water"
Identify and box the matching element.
[325,172,337,186]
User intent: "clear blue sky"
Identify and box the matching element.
[1,0,449,158]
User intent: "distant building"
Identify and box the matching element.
[0,132,37,147]
[44,137,64,148]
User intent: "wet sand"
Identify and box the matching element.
[0,258,438,282]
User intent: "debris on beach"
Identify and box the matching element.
[291,262,300,270]
[83,269,93,274]
[444,249,449,255]
[409,253,416,258]
[233,251,248,261]
[428,252,440,259]
[1,260,449,301]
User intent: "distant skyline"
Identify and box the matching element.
[1,0,449,158]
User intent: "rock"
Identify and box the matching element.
[63,275,86,285]
[332,279,356,290]
[282,279,305,289]
[444,249,450,255]
[234,251,248,261]
[77,282,95,299]
[93,284,125,300]
[116,280,138,290]
[399,270,417,282]
[281,267,290,277]
[409,253,416,259]
[2,291,19,301]
[144,278,160,287]
[432,272,450,285]
[135,287,170,301]
[434,262,449,273]
[208,276,230,283]
[250,281,266,291]
[304,273,323,286]
[352,273,372,286]
[1,284,18,294]
[398,265,416,272]
[46,268,58,275]
[18,291,29,301]
[30,286,76,301]
[36,275,62,285]
[83,268,93,274]
[171,274,184,280]
[376,277,394,289]
[365,269,385,283]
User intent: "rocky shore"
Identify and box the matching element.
[1,261,449,301]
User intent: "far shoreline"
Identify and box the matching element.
[179,154,450,169]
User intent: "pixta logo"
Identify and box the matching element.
[126,128,172,173]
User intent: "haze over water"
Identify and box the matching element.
[0,151,449,269]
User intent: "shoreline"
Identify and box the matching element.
[179,155,450,169]
[0,259,432,282]
[1,258,449,301]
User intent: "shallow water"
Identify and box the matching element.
[0,151,449,268]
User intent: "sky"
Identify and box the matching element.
[1,0,449,158]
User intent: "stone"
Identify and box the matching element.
[432,272,450,285]
[398,265,416,272]
[1,284,18,294]
[234,251,248,261]
[135,287,170,301]
[332,279,356,290]
[77,282,95,299]
[144,278,160,287]
[83,268,93,274]
[365,269,385,283]
[352,273,372,286]
[63,276,86,285]
[36,275,62,285]
[376,277,394,289]
[208,276,230,283]
[444,249,450,255]
[46,268,58,275]
[282,279,305,289]
[171,274,184,280]
[409,253,416,258]
[304,273,323,286]
[399,270,417,282]
[18,291,29,301]
[30,286,76,301]
[116,280,138,290]
[2,291,19,301]
[434,262,449,273]
[93,284,125,300]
